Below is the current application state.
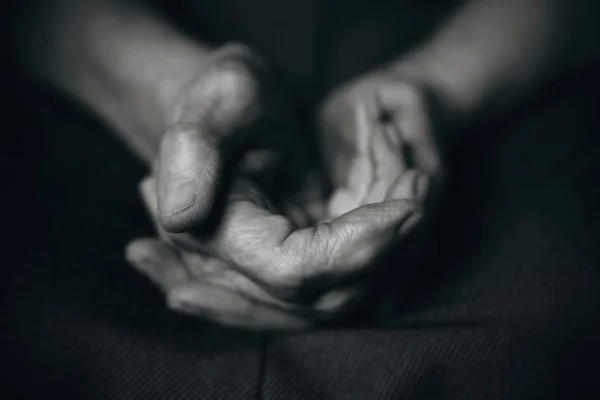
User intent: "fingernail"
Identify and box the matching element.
[163,173,197,216]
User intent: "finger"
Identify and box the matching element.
[385,169,430,204]
[126,238,312,330]
[167,282,312,331]
[278,199,421,282]
[349,101,376,204]
[326,102,376,218]
[140,175,214,253]
[125,238,190,291]
[180,249,302,311]
[365,123,406,204]
[157,44,264,233]
[372,93,403,150]
[336,99,411,209]
[371,124,405,175]
[327,189,359,219]
[211,195,421,302]
[157,124,221,233]
[179,249,360,321]
[139,176,158,220]
[140,172,401,315]
[139,176,170,242]
[378,85,441,175]
[147,171,418,307]
[141,174,321,314]
[312,284,365,320]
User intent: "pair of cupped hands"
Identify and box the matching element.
[126,44,448,330]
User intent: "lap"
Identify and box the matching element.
[5,71,600,399]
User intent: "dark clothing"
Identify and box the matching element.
[3,1,600,399]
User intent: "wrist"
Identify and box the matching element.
[110,42,209,162]
[38,0,213,161]
[388,49,475,135]
[86,35,210,162]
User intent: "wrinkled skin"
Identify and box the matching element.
[126,45,446,330]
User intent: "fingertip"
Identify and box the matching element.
[328,199,419,250]
[139,175,157,210]
[313,285,364,320]
[345,198,418,222]
[157,171,202,233]
[370,198,423,236]
[157,174,219,233]
[158,131,221,233]
[386,197,420,213]
[159,205,208,233]
[138,175,154,194]
[125,238,160,265]
[166,285,198,312]
[158,186,218,233]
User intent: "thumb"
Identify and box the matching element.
[157,44,264,232]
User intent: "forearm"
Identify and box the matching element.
[395,0,600,127]
[16,0,212,162]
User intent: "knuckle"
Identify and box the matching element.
[261,223,335,302]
